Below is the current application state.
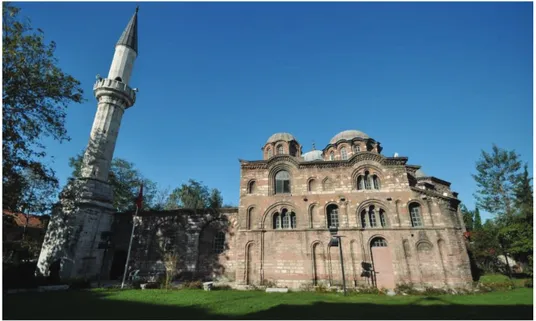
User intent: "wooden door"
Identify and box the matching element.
[370,238,395,289]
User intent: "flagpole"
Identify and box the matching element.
[121,204,139,289]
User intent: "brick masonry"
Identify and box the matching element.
[111,131,473,290]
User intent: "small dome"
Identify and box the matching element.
[267,132,297,144]
[330,130,369,144]
[415,169,427,178]
[302,150,323,162]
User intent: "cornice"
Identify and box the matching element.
[410,187,459,203]
[240,152,408,170]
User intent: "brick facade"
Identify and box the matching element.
[110,130,473,290]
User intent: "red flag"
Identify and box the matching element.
[135,183,143,210]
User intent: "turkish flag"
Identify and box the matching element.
[135,183,143,210]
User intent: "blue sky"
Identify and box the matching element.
[16,2,533,220]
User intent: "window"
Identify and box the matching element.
[353,145,361,153]
[373,175,380,190]
[273,213,280,229]
[248,181,256,194]
[276,145,284,155]
[361,210,367,228]
[364,172,371,190]
[379,210,387,227]
[409,203,423,227]
[308,179,317,192]
[275,170,291,194]
[281,210,290,229]
[369,207,377,227]
[291,212,297,228]
[341,147,348,160]
[213,232,225,254]
[327,204,339,228]
[329,151,335,160]
[357,176,364,190]
[371,237,387,247]
[274,210,296,229]
[267,148,273,158]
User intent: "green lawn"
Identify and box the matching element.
[3,287,533,320]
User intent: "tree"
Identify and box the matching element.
[209,189,223,209]
[473,208,483,231]
[460,204,474,231]
[68,152,158,212]
[3,3,84,211]
[514,164,533,224]
[165,179,224,210]
[472,144,523,218]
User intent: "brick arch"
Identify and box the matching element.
[261,201,297,229]
[324,202,340,228]
[366,234,390,247]
[357,199,390,228]
[351,163,384,190]
[308,202,320,228]
[307,177,319,192]
[246,205,257,230]
[244,241,258,285]
[267,163,296,195]
[247,179,257,194]
[407,199,427,227]
[311,241,327,285]
[322,176,335,191]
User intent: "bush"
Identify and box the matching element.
[182,281,202,289]
[66,278,91,290]
[524,279,533,288]
[261,279,277,288]
[395,283,421,295]
[314,283,330,293]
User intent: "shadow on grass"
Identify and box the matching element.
[3,290,533,320]
[241,299,533,320]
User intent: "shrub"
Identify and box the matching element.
[524,279,533,288]
[261,279,277,288]
[66,278,91,290]
[314,283,329,293]
[182,280,202,289]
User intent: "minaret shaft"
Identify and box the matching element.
[36,8,139,280]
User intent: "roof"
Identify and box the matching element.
[330,130,369,144]
[3,210,48,229]
[302,150,324,162]
[116,7,138,54]
[266,132,297,144]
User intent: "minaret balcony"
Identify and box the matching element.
[93,78,137,108]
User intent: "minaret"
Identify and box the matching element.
[37,8,139,280]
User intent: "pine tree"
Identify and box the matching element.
[474,208,483,230]
[472,144,523,218]
[514,164,533,224]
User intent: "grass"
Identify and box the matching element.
[3,287,533,319]
[479,273,530,286]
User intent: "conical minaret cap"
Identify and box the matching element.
[116,6,138,54]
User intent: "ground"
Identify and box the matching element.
[4,282,533,320]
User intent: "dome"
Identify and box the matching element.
[415,169,427,178]
[302,150,323,162]
[329,130,369,144]
[267,132,297,144]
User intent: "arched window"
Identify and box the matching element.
[341,147,348,160]
[364,171,371,189]
[373,175,380,190]
[213,232,225,254]
[248,181,256,194]
[308,179,317,192]
[360,210,367,228]
[409,203,423,227]
[273,213,280,229]
[353,145,361,153]
[267,148,273,158]
[329,151,335,160]
[371,237,387,247]
[327,204,339,228]
[114,76,123,82]
[281,209,290,229]
[369,206,377,227]
[357,176,365,190]
[379,209,387,227]
[291,212,297,229]
[275,170,291,194]
[276,145,284,155]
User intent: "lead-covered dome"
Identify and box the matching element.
[267,132,297,144]
[302,150,323,162]
[330,130,369,144]
[415,169,427,178]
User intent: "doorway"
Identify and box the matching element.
[370,237,395,289]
